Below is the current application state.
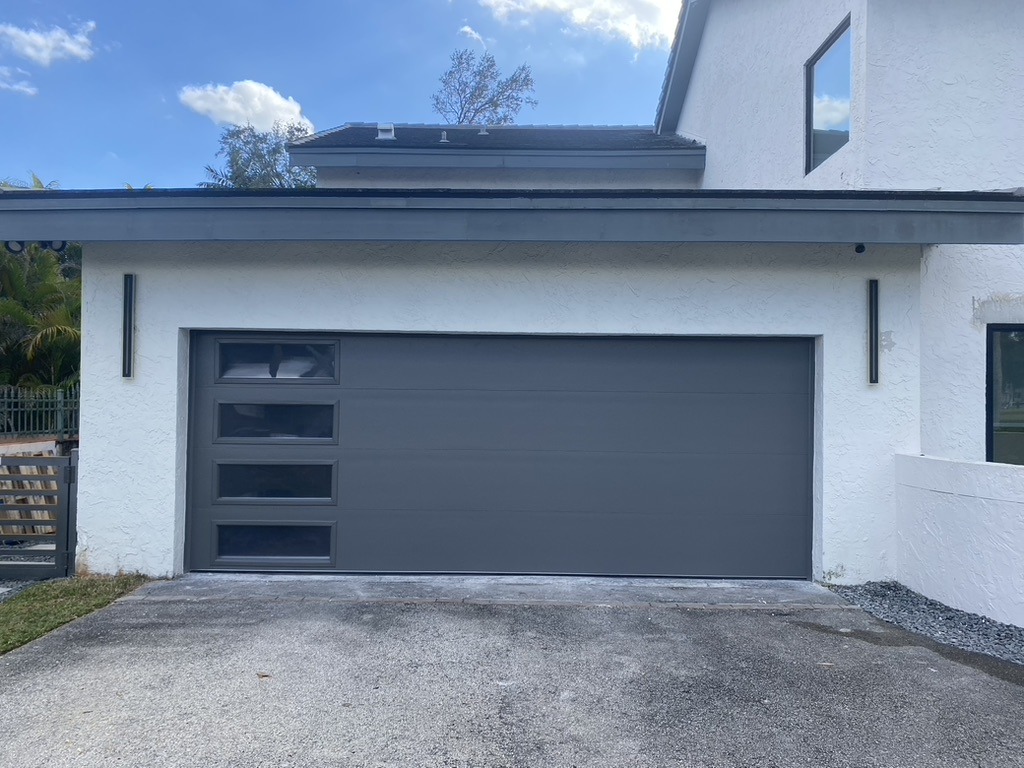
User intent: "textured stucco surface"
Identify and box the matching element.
[919,244,1024,461]
[676,0,864,190]
[863,0,1024,192]
[80,241,920,579]
[677,0,1024,192]
[896,454,1024,627]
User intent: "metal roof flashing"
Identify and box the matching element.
[1,189,1021,246]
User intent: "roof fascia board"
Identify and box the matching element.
[289,147,707,171]
[655,0,713,135]
[1,192,1021,245]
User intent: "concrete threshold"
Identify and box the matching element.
[126,573,853,609]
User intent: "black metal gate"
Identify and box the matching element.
[0,451,77,580]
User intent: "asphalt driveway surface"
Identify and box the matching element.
[0,576,1021,767]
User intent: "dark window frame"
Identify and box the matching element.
[987,324,1024,463]
[805,15,852,175]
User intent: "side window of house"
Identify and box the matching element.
[989,327,1024,465]
[806,17,851,173]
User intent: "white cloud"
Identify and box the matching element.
[0,21,96,66]
[459,25,486,47]
[813,95,850,130]
[0,66,37,96]
[478,0,680,49]
[178,80,313,132]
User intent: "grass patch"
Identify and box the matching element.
[0,574,148,655]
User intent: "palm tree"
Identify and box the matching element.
[0,244,81,387]
[0,172,59,191]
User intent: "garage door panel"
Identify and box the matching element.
[340,336,811,395]
[189,332,813,577]
[342,390,810,454]
[336,508,808,577]
[339,451,808,516]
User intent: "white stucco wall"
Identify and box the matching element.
[863,0,1024,191]
[919,244,1024,460]
[676,0,864,190]
[677,0,1024,193]
[79,241,919,579]
[896,454,1024,627]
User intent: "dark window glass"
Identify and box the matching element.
[217,524,331,558]
[990,328,1024,465]
[218,464,333,499]
[219,342,336,380]
[807,21,851,172]
[218,403,335,440]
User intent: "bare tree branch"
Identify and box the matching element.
[431,50,537,125]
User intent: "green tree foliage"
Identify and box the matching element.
[431,49,537,125]
[0,243,81,387]
[200,121,316,189]
[0,172,59,191]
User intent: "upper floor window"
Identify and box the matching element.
[988,326,1024,465]
[806,17,851,173]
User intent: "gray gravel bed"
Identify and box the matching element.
[830,581,1024,666]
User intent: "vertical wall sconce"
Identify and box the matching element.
[122,274,136,378]
[868,279,879,384]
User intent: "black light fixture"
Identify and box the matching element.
[868,279,879,384]
[122,274,136,378]
[3,240,68,254]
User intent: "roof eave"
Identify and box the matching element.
[655,0,714,135]
[1,189,1021,246]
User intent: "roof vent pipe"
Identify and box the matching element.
[376,123,396,140]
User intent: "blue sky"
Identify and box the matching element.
[0,0,682,189]
[811,26,851,132]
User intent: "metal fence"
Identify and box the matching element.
[0,386,80,440]
[0,451,77,580]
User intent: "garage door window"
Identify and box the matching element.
[217,403,336,440]
[219,342,337,380]
[217,463,334,500]
[217,524,332,559]
[989,326,1024,465]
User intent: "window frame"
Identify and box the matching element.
[805,15,852,175]
[986,324,1024,463]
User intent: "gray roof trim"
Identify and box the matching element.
[655,0,713,135]
[289,123,701,151]
[289,147,707,171]
[1,190,1021,245]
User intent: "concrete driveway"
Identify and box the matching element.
[0,576,1021,768]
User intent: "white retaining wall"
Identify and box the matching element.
[896,454,1024,627]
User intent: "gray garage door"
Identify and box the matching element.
[187,333,812,577]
